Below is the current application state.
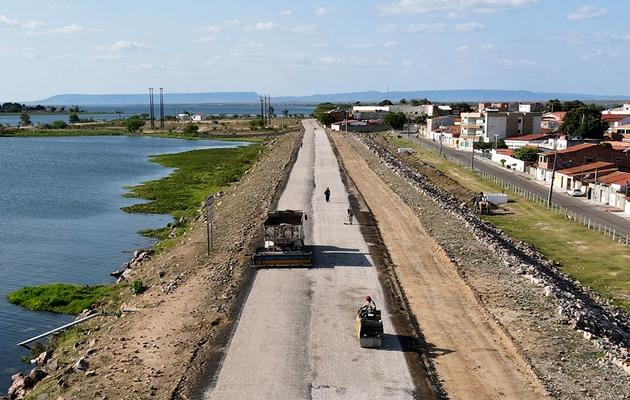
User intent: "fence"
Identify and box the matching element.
[413,139,630,246]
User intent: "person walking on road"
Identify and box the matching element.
[324,187,331,202]
[347,208,353,225]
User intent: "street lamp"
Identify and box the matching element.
[471,135,476,169]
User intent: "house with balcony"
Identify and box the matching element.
[541,111,566,130]
[458,111,541,150]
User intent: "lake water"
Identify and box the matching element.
[0,104,316,126]
[0,136,246,392]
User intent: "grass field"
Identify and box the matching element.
[388,136,630,312]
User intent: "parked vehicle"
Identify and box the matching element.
[566,188,583,197]
[252,210,312,268]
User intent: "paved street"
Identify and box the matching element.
[204,121,416,399]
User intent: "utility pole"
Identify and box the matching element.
[159,88,164,128]
[149,88,154,128]
[470,135,476,169]
[547,150,558,207]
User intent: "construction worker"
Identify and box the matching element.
[365,295,376,310]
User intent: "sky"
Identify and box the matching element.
[1,0,629,102]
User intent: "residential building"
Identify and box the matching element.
[459,111,541,150]
[536,143,630,183]
[478,102,509,112]
[518,102,543,112]
[601,113,630,132]
[541,111,566,130]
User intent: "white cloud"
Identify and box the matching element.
[581,49,603,60]
[280,10,292,16]
[49,24,96,34]
[197,25,227,33]
[318,57,341,64]
[135,63,156,70]
[402,59,413,67]
[455,22,484,32]
[316,7,334,15]
[294,25,319,33]
[344,43,374,49]
[376,0,539,15]
[22,47,43,58]
[91,54,121,62]
[196,20,241,33]
[567,6,608,20]
[245,22,278,32]
[23,20,47,29]
[610,34,630,43]
[377,23,448,33]
[95,41,150,52]
[1,15,21,28]
[193,36,216,43]
[384,41,396,47]
[1,15,46,30]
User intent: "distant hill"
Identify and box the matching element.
[24,89,630,106]
[274,90,630,103]
[27,92,261,105]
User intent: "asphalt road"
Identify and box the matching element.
[203,121,417,399]
[402,134,630,239]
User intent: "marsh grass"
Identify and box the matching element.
[387,136,630,312]
[122,142,266,238]
[7,283,118,315]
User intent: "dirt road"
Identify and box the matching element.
[329,128,549,399]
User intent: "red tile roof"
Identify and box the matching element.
[540,143,597,156]
[601,114,630,123]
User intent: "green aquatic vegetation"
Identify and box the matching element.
[6,283,116,315]
[122,143,266,220]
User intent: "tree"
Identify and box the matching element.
[561,105,608,139]
[513,147,539,162]
[52,120,67,129]
[383,112,406,130]
[451,102,471,113]
[399,98,407,105]
[317,113,335,127]
[544,99,562,113]
[281,109,289,118]
[562,100,586,112]
[248,118,265,131]
[182,123,199,135]
[68,113,80,123]
[379,99,393,106]
[414,114,428,124]
[19,111,31,126]
[125,116,145,133]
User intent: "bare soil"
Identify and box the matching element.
[16,127,630,400]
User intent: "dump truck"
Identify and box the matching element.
[356,302,384,348]
[252,209,312,268]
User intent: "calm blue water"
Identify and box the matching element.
[0,104,316,126]
[0,136,246,392]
